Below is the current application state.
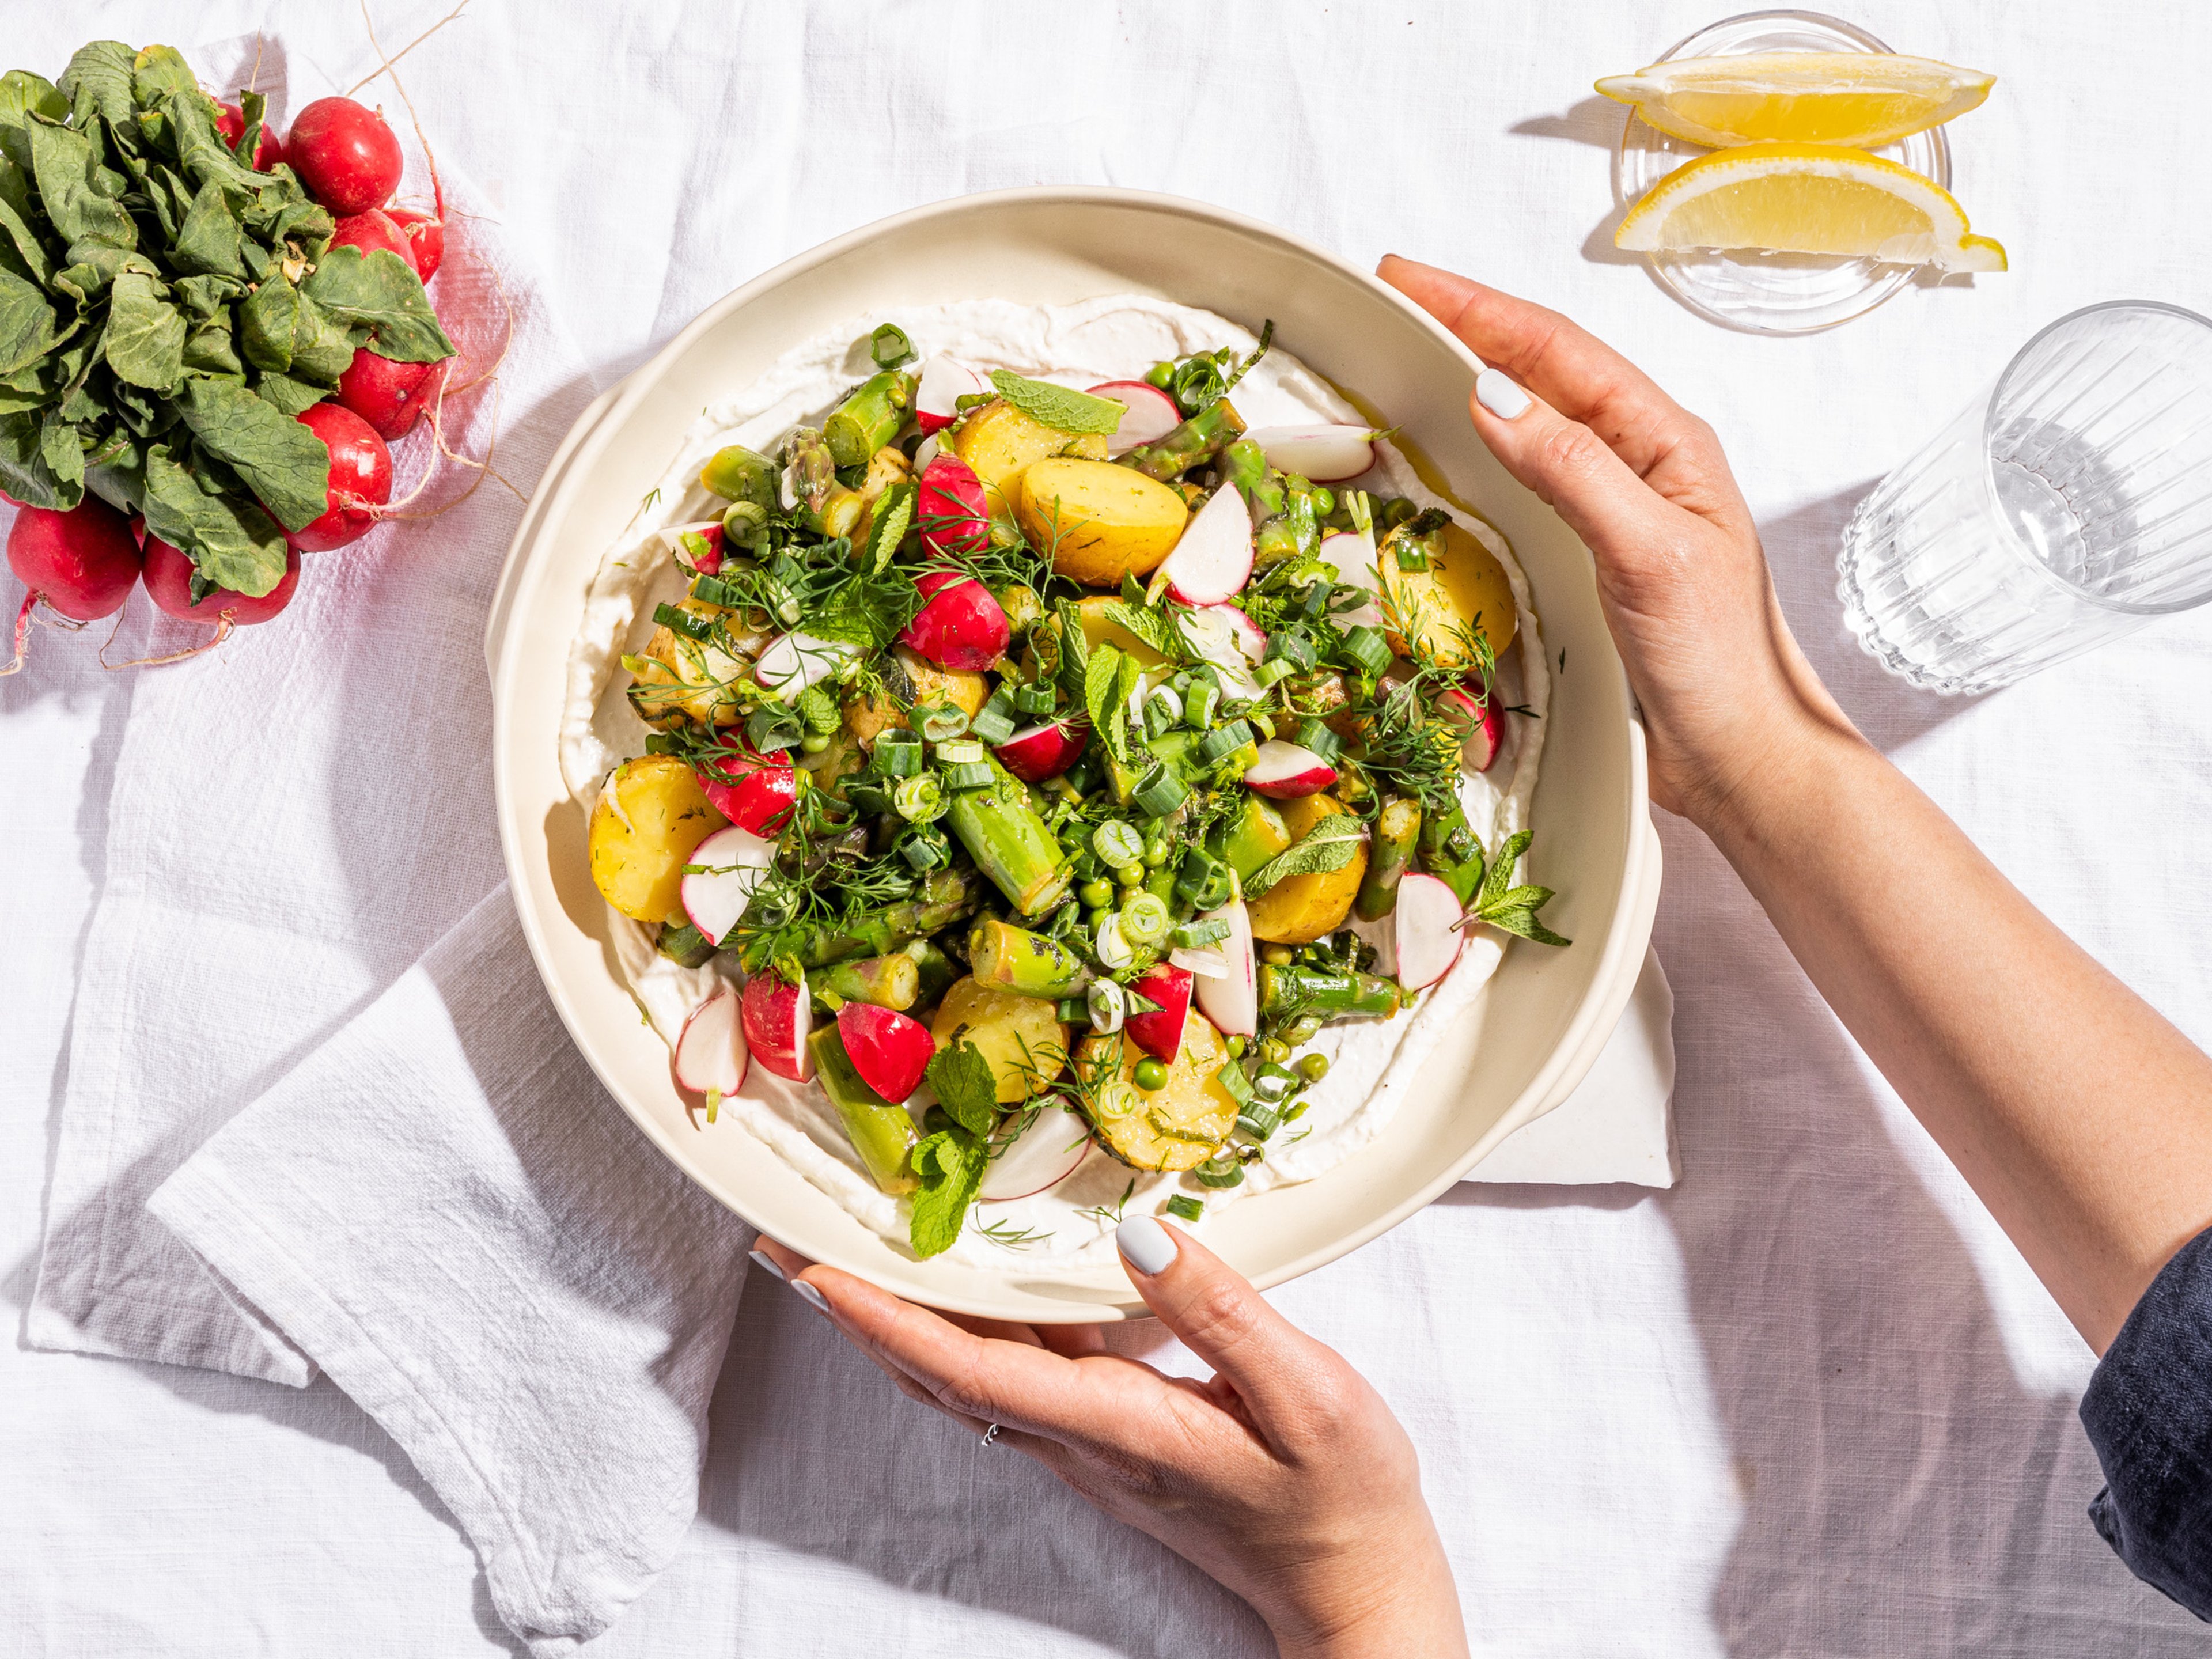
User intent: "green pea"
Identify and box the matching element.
[1145,362,1174,389]
[1284,472,1312,494]
[1116,861,1145,889]
[1260,945,1295,967]
[1225,1035,1247,1060]
[1142,836,1169,869]
[1133,1057,1170,1091]
[1298,1053,1330,1084]
[1310,486,1335,517]
[1260,1039,1290,1064]
[800,732,831,755]
[1087,906,1115,934]
[1079,878,1115,910]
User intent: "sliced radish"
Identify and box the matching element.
[696,750,800,835]
[1193,900,1257,1037]
[1169,945,1229,979]
[656,520,725,572]
[835,1003,935,1103]
[1320,528,1382,630]
[755,631,857,697]
[915,355,990,434]
[995,720,1086,783]
[914,433,941,473]
[1124,966,1194,1063]
[681,826,775,946]
[742,969,813,1082]
[918,453,989,557]
[1395,872,1467,991]
[1203,603,1268,660]
[1177,605,1264,701]
[1088,380,1182,456]
[1158,483,1255,607]
[1243,740,1339,799]
[1438,685,1507,774]
[900,569,1009,671]
[979,1101,1092,1201]
[675,990,750,1097]
[1246,425,1382,482]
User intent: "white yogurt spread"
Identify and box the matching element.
[559,296,1547,1268]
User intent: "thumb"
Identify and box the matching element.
[1115,1217,1328,1426]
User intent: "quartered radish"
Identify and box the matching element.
[697,748,799,834]
[680,825,774,946]
[917,453,989,556]
[1178,605,1264,700]
[915,355,989,433]
[835,1003,934,1103]
[1158,480,1254,606]
[755,631,857,696]
[1394,872,1467,991]
[675,990,750,1097]
[900,569,1009,671]
[1192,899,1257,1037]
[1439,685,1506,773]
[1243,740,1339,799]
[1168,944,1229,979]
[656,520,725,573]
[1088,380,1181,456]
[979,1101,1092,1201]
[743,970,813,1082]
[1124,965,1194,1063]
[995,720,1085,783]
[1246,425,1383,482]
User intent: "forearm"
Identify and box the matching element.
[1702,712,2212,1350]
[1262,1524,1468,1659]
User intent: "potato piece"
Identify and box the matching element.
[626,600,758,729]
[842,644,990,747]
[1077,1014,1238,1172]
[1247,793,1369,944]
[588,755,730,922]
[1378,518,1520,669]
[1018,459,1189,589]
[952,399,1109,507]
[931,976,1070,1104]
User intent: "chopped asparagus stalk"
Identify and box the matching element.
[739,867,983,972]
[943,759,1074,916]
[814,953,923,1011]
[806,1027,920,1195]
[824,370,917,468]
[1354,798,1423,921]
[971,917,1089,998]
[1122,397,1247,481]
[1257,963,1402,1020]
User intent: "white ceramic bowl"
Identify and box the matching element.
[487,188,1661,1323]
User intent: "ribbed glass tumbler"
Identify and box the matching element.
[1839,301,2212,694]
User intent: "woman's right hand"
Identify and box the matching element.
[1377,256,1862,828]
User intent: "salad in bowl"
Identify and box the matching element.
[559,296,1565,1266]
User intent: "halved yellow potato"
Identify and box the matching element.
[588,755,729,922]
[1378,518,1519,668]
[1247,793,1368,944]
[931,976,1070,1104]
[842,645,990,747]
[1018,458,1189,589]
[1077,1013,1238,1172]
[952,399,1108,506]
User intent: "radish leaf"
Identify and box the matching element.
[171,176,243,277]
[0,266,58,377]
[176,378,329,532]
[139,445,290,597]
[302,245,454,363]
[102,272,184,388]
[0,409,82,509]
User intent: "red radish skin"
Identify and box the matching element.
[1087,380,1182,456]
[899,569,1009,671]
[1438,686,1506,773]
[1393,873,1467,991]
[697,747,798,835]
[994,720,1086,784]
[1242,740,1339,799]
[834,1004,935,1103]
[1158,479,1254,606]
[286,97,404,215]
[213,101,285,171]
[917,454,989,557]
[1245,425,1381,483]
[661,520,724,574]
[679,825,774,947]
[1124,965,1195,1063]
[1192,900,1258,1037]
[335,349,446,441]
[978,1101,1091,1201]
[741,971,813,1082]
[287,403,394,552]
[675,991,751,1097]
[6,498,142,620]
[914,355,988,434]
[385,207,444,282]
[143,535,300,625]
[326,209,416,273]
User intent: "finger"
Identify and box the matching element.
[1040,1323,1108,1359]
[1112,1218,1332,1433]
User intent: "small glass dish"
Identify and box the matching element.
[1613,9,1953,335]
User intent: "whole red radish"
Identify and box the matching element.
[696,745,798,835]
[326,209,417,273]
[1124,965,1195,1064]
[142,535,301,625]
[834,1003,934,1103]
[741,971,813,1082]
[287,96,403,215]
[385,207,444,283]
[916,453,988,558]
[7,498,142,621]
[213,100,285,170]
[336,347,446,440]
[287,403,393,552]
[899,568,1007,671]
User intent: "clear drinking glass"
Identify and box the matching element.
[1838,301,2212,694]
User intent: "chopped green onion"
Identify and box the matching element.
[1251,1060,1300,1102]
[869,321,915,369]
[914,702,970,741]
[1183,678,1219,729]
[1197,719,1254,765]
[689,572,742,608]
[652,602,713,642]
[1175,847,1233,910]
[941,761,995,791]
[1341,624,1391,677]
[1014,681,1057,715]
[1165,1194,1204,1222]
[934,740,985,764]
[1192,1153,1245,1190]
[1132,766,1187,816]
[1120,892,1171,947]
[1252,658,1294,688]
[1172,917,1229,949]
[1236,1103,1280,1142]
[900,825,949,870]
[1092,820,1144,870]
[970,702,1018,745]
[873,733,922,777]
[1266,628,1317,669]
[644,733,681,757]
[1057,996,1092,1025]
[1297,718,1343,764]
[1214,1059,1253,1105]
[894,773,946,822]
[1087,977,1127,1031]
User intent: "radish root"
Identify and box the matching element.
[100,600,234,671]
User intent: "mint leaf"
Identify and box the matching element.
[1084,642,1122,744]
[103,272,184,389]
[926,1037,999,1138]
[1465,830,1570,947]
[177,378,331,533]
[302,245,454,364]
[1244,813,1366,897]
[139,445,290,597]
[1105,596,1180,660]
[908,1125,985,1259]
[988,369,1124,437]
[865,480,914,574]
[1052,598,1090,700]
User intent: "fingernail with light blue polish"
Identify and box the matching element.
[791,1279,830,1315]
[1117,1216,1179,1276]
[748,1249,785,1282]
[1476,368,1532,419]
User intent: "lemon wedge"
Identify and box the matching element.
[1615,143,2007,271]
[1597,52,1994,149]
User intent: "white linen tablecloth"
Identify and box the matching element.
[7,0,2210,1653]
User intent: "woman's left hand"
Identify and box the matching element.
[753,1219,1468,1659]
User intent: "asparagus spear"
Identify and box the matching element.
[1354,798,1424,921]
[902,937,959,1010]
[971,917,1088,998]
[740,867,984,972]
[699,443,781,510]
[1418,802,1484,907]
[806,1026,920,1194]
[813,953,923,1011]
[1123,397,1247,482]
[1259,963,1402,1020]
[786,427,866,537]
[824,370,918,469]
[943,760,1074,917]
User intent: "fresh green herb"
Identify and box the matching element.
[865,480,915,574]
[908,1124,986,1257]
[974,1215,1054,1249]
[1462,828,1571,947]
[1104,596,1183,660]
[1243,813,1367,897]
[988,368,1126,436]
[1164,1194,1204,1223]
[1079,1176,1138,1226]
[925,1037,999,1137]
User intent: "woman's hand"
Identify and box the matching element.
[753,1220,1468,1659]
[1377,255,1861,828]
